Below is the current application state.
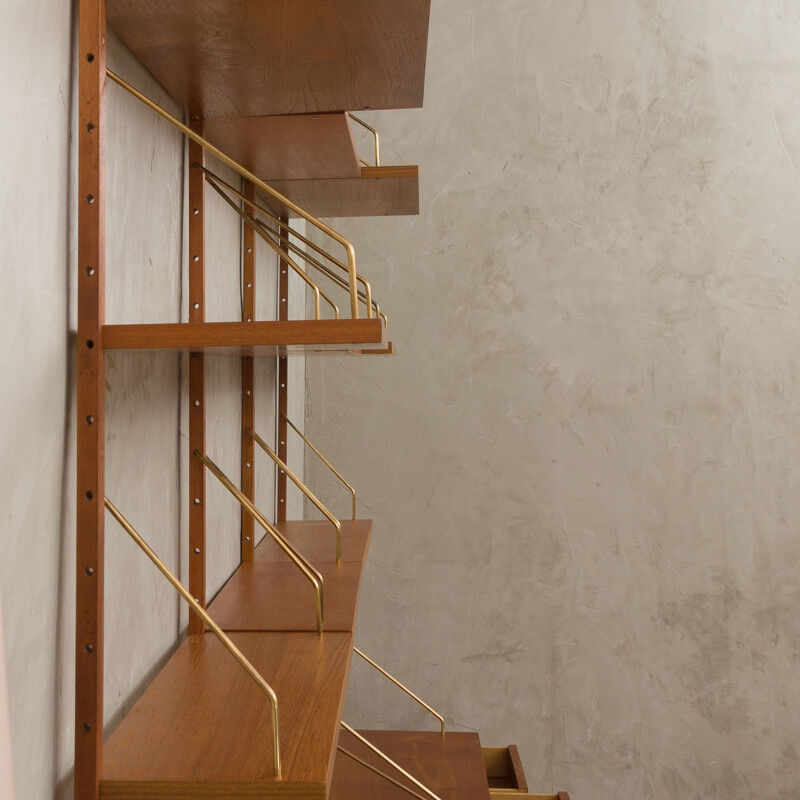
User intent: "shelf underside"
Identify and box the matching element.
[332,730,491,800]
[261,166,419,219]
[209,520,373,633]
[101,319,390,355]
[100,631,354,800]
[203,113,362,181]
[106,0,431,118]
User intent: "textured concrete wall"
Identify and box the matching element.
[307,2,800,798]
[0,12,296,800]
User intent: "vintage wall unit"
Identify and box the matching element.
[75,1,571,799]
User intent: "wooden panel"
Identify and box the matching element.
[76,1,106,798]
[204,114,361,181]
[262,167,419,220]
[266,520,373,565]
[332,730,491,800]
[101,631,354,799]
[208,560,364,632]
[188,119,206,634]
[102,319,387,354]
[106,0,431,117]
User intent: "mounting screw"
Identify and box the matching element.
[247,247,252,253]
[194,497,201,504]
[246,462,251,469]
[245,537,250,542]
[246,283,252,288]
[85,491,93,500]
[86,340,94,349]
[194,547,201,554]
[193,208,199,215]
[193,303,200,309]
[85,567,94,576]
[193,255,200,262]
[246,390,251,397]
[194,400,200,407]
[86,195,95,204]
[86,123,95,133]
[86,266,95,276]
[85,415,94,425]
[84,644,94,654]
[86,53,95,62]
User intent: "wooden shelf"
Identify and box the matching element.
[208,520,373,633]
[332,730,491,800]
[101,320,388,355]
[107,0,431,118]
[261,166,419,220]
[101,631,354,800]
[203,113,361,181]
[270,520,373,565]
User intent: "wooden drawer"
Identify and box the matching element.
[482,746,571,800]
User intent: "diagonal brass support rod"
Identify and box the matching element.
[281,413,356,522]
[202,172,339,321]
[106,69,360,318]
[337,746,427,800]
[349,114,380,167]
[353,647,445,736]
[193,450,325,634]
[104,497,282,776]
[252,215,388,331]
[341,723,443,800]
[189,163,374,320]
[246,428,342,564]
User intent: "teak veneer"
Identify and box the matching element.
[203,114,362,182]
[332,730,491,800]
[262,166,419,219]
[269,520,373,565]
[101,320,387,355]
[106,0,431,117]
[101,631,354,800]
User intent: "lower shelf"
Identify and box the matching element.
[332,729,491,800]
[100,631,354,800]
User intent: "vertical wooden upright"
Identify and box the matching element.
[188,119,206,633]
[75,2,106,799]
[276,216,290,522]
[241,180,256,561]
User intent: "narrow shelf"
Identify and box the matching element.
[101,631,354,800]
[107,0,431,117]
[101,320,388,355]
[203,113,361,181]
[261,166,419,219]
[332,730,491,800]
[208,521,373,633]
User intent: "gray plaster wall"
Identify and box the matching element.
[307,2,800,798]
[0,8,301,799]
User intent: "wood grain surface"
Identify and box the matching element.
[101,631,354,798]
[106,0,431,117]
[265,520,373,565]
[102,320,386,354]
[204,114,361,181]
[261,167,419,220]
[332,730,491,800]
[208,560,365,632]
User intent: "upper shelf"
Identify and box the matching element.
[106,0,432,118]
[261,166,419,219]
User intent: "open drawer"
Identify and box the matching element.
[482,746,571,799]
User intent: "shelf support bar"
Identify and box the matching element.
[75,1,107,798]
[241,179,256,563]
[188,115,206,633]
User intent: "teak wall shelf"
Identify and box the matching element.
[76,2,572,799]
